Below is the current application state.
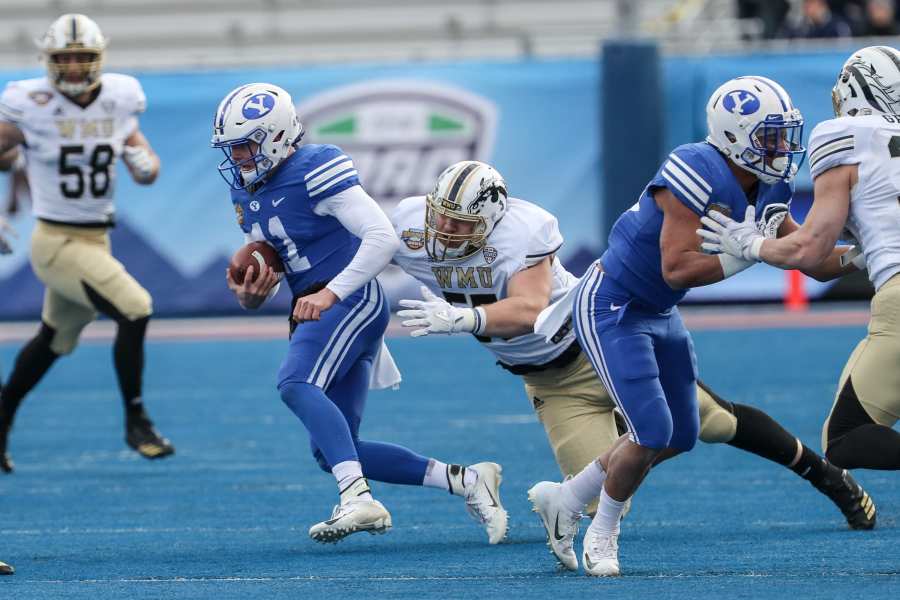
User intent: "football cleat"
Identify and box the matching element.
[308,498,392,543]
[582,527,620,577]
[0,414,13,473]
[0,560,13,575]
[814,467,876,530]
[125,411,175,460]
[462,462,509,544]
[527,481,581,571]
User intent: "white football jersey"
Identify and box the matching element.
[809,115,900,291]
[391,195,578,366]
[0,73,145,224]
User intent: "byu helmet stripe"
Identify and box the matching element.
[217,84,250,133]
[740,76,789,111]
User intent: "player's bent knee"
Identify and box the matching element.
[43,321,81,356]
[698,409,737,444]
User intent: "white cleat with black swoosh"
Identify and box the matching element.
[463,462,509,544]
[527,481,581,571]
[582,527,620,577]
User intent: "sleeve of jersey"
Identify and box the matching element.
[807,121,859,180]
[0,83,26,125]
[121,77,146,137]
[524,213,564,267]
[654,150,715,216]
[304,146,361,204]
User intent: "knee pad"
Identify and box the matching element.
[696,381,737,444]
[83,281,152,324]
[41,320,79,356]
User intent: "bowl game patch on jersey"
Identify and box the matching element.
[401,228,425,250]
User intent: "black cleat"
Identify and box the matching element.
[0,415,13,474]
[815,467,876,530]
[125,412,175,460]
[0,561,13,575]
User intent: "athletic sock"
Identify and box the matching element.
[113,316,149,420]
[560,460,607,514]
[332,460,373,502]
[789,442,830,484]
[727,403,799,465]
[423,460,477,495]
[588,488,625,536]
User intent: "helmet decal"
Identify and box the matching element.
[722,90,760,116]
[242,93,276,120]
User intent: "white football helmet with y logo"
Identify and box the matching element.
[706,76,806,185]
[211,82,303,190]
[425,160,508,261]
[832,46,900,118]
[37,13,107,97]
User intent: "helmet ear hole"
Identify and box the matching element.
[725,131,737,143]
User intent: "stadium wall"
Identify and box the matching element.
[0,49,869,319]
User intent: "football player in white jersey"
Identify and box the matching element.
[700,46,900,473]
[0,14,174,472]
[393,160,876,569]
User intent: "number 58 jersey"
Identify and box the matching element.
[0,73,146,225]
[391,195,578,367]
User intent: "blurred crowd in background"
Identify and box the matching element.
[742,0,900,39]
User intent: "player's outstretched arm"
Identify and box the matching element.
[0,122,24,168]
[774,215,856,281]
[122,129,160,184]
[657,188,731,289]
[399,258,553,338]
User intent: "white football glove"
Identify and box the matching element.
[697,205,765,261]
[756,203,789,239]
[397,286,485,338]
[122,144,156,179]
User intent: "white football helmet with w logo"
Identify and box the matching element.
[425,160,508,261]
[37,14,107,96]
[832,46,900,118]
[706,76,806,185]
[211,83,303,190]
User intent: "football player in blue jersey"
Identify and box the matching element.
[211,83,508,545]
[530,76,864,576]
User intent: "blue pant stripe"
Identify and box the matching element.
[317,280,385,390]
[307,282,372,386]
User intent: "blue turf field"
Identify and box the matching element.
[0,322,897,599]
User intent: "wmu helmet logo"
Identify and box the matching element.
[296,80,497,211]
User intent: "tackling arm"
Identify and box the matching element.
[758,165,855,272]
[656,187,728,289]
[775,214,856,282]
[478,257,553,338]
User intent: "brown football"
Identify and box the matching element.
[229,241,284,285]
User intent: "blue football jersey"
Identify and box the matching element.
[600,141,793,311]
[231,144,362,296]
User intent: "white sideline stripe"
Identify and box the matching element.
[308,170,358,198]
[668,153,712,193]
[306,159,353,190]
[0,309,872,345]
[304,154,348,181]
